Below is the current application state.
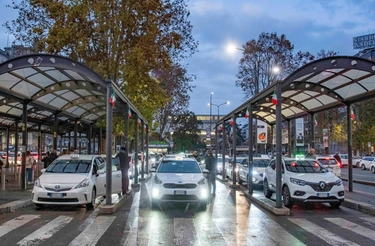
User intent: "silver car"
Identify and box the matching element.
[238,157,270,187]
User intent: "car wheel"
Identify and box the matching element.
[86,188,96,209]
[151,199,159,209]
[355,162,359,168]
[199,199,209,210]
[329,201,341,208]
[361,164,366,170]
[263,179,273,198]
[282,185,294,208]
[34,203,44,209]
[372,166,375,174]
[238,176,243,185]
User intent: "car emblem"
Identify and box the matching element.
[55,185,61,190]
[319,181,326,190]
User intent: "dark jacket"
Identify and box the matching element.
[48,153,58,164]
[333,154,342,164]
[116,149,129,170]
[205,155,217,171]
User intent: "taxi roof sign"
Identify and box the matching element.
[295,155,305,160]
[70,154,80,159]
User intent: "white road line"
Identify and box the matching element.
[288,218,359,246]
[68,216,116,246]
[0,215,41,238]
[325,218,375,241]
[122,190,140,245]
[17,215,72,246]
[360,217,375,224]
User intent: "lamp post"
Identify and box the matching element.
[210,101,229,154]
[209,92,213,150]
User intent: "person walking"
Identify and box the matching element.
[205,150,217,196]
[26,151,34,184]
[116,146,130,195]
[48,150,59,165]
[42,151,50,169]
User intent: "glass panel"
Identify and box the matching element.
[28,73,55,87]
[336,84,366,99]
[71,107,86,116]
[302,98,324,109]
[8,107,23,116]
[75,89,91,97]
[12,67,37,78]
[0,105,12,113]
[12,81,40,98]
[321,75,351,89]
[64,70,85,80]
[316,95,337,105]
[36,94,56,104]
[359,75,375,91]
[45,70,70,82]
[0,73,21,89]
[48,97,68,108]
[61,91,80,101]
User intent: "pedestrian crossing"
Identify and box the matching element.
[1,197,375,245]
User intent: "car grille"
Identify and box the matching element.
[45,187,72,192]
[309,182,335,192]
[161,195,199,201]
[38,198,79,203]
[163,183,197,189]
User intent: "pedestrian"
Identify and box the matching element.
[115,146,130,195]
[26,151,34,184]
[42,151,50,169]
[333,152,342,165]
[306,148,316,159]
[48,150,59,165]
[205,150,217,196]
[192,151,200,162]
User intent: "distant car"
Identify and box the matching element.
[263,157,344,208]
[225,156,247,181]
[32,154,122,209]
[149,156,209,209]
[315,157,341,178]
[238,157,271,187]
[358,156,375,170]
[338,154,348,167]
[216,155,230,174]
[7,152,22,166]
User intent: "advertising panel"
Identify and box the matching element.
[323,129,328,148]
[257,120,267,144]
[296,118,304,146]
[272,123,288,145]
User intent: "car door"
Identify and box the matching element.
[266,160,277,190]
[238,158,247,181]
[111,158,122,194]
[95,158,107,196]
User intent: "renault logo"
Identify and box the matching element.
[319,181,326,190]
[55,185,61,190]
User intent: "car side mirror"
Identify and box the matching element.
[150,168,156,172]
[97,169,105,175]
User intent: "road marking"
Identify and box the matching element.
[360,217,375,224]
[288,218,359,246]
[68,216,115,246]
[0,215,40,238]
[17,215,72,246]
[121,191,140,245]
[326,218,375,241]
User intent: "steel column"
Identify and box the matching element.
[275,83,282,208]
[347,105,353,192]
[248,104,253,195]
[105,82,113,205]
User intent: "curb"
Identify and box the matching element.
[99,194,130,214]
[342,198,375,216]
[0,199,33,214]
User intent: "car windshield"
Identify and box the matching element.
[158,160,201,173]
[254,159,270,167]
[285,160,328,173]
[45,159,92,173]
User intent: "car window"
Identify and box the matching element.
[158,160,200,173]
[254,159,270,167]
[46,159,92,173]
[285,160,328,173]
[269,160,276,170]
[317,159,337,165]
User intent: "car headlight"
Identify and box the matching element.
[290,177,307,186]
[335,179,342,186]
[34,178,42,188]
[198,177,206,185]
[154,175,163,184]
[252,171,259,175]
[73,178,90,189]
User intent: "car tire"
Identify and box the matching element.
[34,203,44,209]
[329,201,341,208]
[361,164,366,170]
[86,188,96,209]
[282,185,294,208]
[199,199,209,210]
[263,179,273,198]
[238,176,243,185]
[151,199,159,209]
[371,166,375,174]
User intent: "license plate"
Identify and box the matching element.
[174,190,186,195]
[48,193,64,198]
[317,193,329,197]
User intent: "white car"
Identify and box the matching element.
[238,157,271,187]
[32,154,122,209]
[149,157,209,209]
[316,157,341,178]
[226,156,247,180]
[358,156,375,170]
[217,155,230,174]
[263,157,344,208]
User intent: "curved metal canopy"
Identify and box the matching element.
[0,54,147,133]
[218,56,375,125]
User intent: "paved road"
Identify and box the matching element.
[341,167,375,184]
[1,179,375,245]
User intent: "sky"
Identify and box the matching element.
[1,0,375,116]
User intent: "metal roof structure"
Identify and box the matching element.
[0,54,148,133]
[218,56,375,125]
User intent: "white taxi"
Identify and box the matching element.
[316,157,341,177]
[238,156,271,187]
[32,154,122,209]
[149,157,209,209]
[263,157,344,208]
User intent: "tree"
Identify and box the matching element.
[5,0,198,128]
[170,111,202,151]
[236,32,337,100]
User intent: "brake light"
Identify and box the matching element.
[337,162,341,167]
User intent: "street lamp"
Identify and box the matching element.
[209,101,229,154]
[209,92,213,149]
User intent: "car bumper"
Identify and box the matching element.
[32,186,93,205]
[288,183,345,203]
[151,183,209,203]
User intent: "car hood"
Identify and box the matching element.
[288,172,339,182]
[38,173,89,184]
[156,173,203,183]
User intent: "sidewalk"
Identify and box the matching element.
[1,170,375,215]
